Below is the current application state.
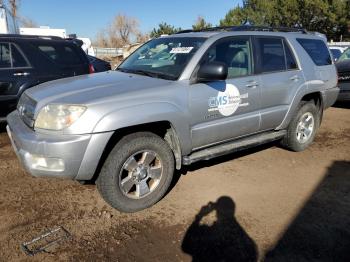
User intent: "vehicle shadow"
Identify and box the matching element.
[182,196,258,262]
[265,161,350,261]
[0,122,7,133]
[165,142,278,195]
[333,101,350,109]
[180,141,278,174]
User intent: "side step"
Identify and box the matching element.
[183,130,286,165]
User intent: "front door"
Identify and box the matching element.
[0,42,34,116]
[189,36,261,150]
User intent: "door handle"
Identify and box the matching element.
[246,81,259,88]
[13,72,30,76]
[290,75,299,81]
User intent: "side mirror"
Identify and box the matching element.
[196,62,228,83]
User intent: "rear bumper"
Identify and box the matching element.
[6,111,113,180]
[322,87,340,109]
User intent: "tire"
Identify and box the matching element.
[281,101,321,152]
[96,132,174,213]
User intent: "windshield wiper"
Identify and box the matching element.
[117,68,176,80]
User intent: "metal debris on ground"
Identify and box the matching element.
[21,226,71,256]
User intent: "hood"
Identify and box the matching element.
[335,59,350,73]
[26,70,171,105]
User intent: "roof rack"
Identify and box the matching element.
[176,25,308,34]
[0,34,83,46]
[0,34,63,40]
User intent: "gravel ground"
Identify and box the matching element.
[0,105,349,262]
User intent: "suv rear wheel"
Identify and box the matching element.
[281,101,321,152]
[96,132,174,213]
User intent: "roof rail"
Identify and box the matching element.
[0,34,63,40]
[176,25,308,34]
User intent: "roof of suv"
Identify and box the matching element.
[0,34,84,46]
[163,26,326,40]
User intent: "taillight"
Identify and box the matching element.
[89,64,95,74]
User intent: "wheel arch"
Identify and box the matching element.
[277,91,324,130]
[88,121,183,183]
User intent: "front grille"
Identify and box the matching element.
[17,93,37,128]
[338,71,350,82]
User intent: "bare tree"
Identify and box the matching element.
[95,14,140,48]
[136,32,149,43]
[8,0,19,18]
[111,14,139,46]
[20,17,37,28]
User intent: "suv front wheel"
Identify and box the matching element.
[97,132,174,213]
[281,101,321,152]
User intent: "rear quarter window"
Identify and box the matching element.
[297,38,332,66]
[35,43,84,66]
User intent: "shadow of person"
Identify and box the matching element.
[182,196,257,262]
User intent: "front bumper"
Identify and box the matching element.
[6,111,113,180]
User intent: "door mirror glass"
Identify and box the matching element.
[197,62,228,82]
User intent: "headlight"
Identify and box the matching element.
[35,104,86,130]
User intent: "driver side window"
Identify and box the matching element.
[202,37,253,79]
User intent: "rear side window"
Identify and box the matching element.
[11,45,29,67]
[297,38,332,66]
[0,43,11,68]
[257,38,286,73]
[36,44,83,66]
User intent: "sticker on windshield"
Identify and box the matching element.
[208,84,249,117]
[170,47,194,54]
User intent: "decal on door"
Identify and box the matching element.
[208,84,249,117]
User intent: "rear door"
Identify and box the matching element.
[189,36,261,150]
[254,36,304,131]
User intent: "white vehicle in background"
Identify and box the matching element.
[77,37,95,56]
[329,46,348,61]
[20,26,67,38]
[20,26,95,57]
[0,4,18,34]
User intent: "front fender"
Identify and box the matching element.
[93,102,192,155]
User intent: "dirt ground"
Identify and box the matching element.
[0,105,349,262]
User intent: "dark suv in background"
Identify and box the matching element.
[335,47,350,102]
[0,35,92,121]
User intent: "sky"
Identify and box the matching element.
[20,0,242,40]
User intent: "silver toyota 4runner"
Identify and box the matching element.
[7,26,339,212]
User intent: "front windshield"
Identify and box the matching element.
[118,37,206,80]
[338,48,350,62]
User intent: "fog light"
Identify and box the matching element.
[24,153,65,172]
